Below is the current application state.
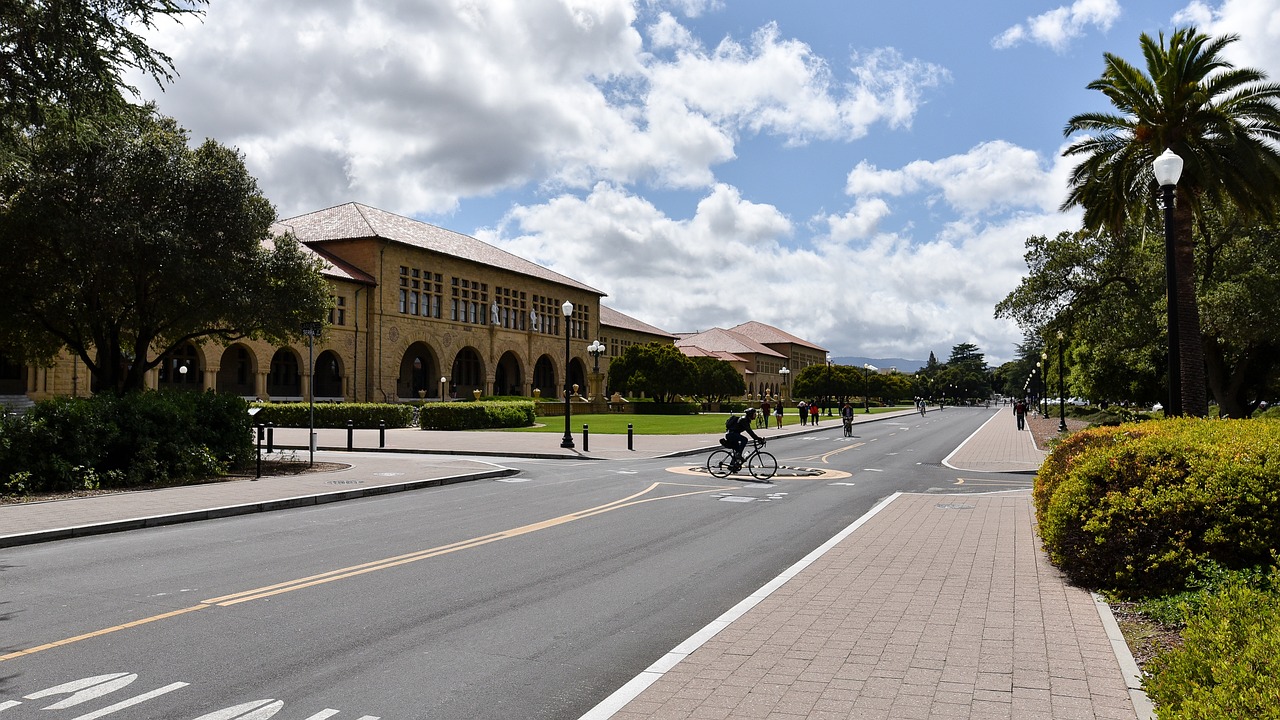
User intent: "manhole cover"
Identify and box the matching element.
[936,502,975,510]
[327,480,365,486]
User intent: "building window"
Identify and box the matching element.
[329,295,346,326]
[451,277,488,325]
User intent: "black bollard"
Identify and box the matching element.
[267,422,274,453]
[255,422,263,480]
[582,424,589,452]
[627,423,634,451]
[379,420,386,448]
[347,419,354,450]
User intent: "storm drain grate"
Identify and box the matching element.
[936,502,975,510]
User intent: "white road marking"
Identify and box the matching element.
[190,699,283,720]
[71,683,188,720]
[27,673,135,709]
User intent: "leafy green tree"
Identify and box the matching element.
[0,106,331,393]
[1062,27,1280,416]
[606,342,695,402]
[997,210,1280,415]
[1,0,205,134]
[688,356,745,402]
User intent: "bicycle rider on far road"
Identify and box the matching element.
[726,407,765,463]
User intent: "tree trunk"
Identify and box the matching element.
[1173,197,1208,416]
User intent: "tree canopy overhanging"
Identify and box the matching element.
[0,105,332,393]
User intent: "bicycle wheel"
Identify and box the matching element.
[706,449,734,478]
[748,451,778,480]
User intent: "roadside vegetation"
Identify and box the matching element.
[1035,417,1280,718]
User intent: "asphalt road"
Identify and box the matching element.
[0,407,1028,719]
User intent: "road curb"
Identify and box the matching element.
[0,466,519,549]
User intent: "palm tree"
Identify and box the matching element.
[1062,27,1280,417]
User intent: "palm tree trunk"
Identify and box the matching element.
[1173,198,1207,416]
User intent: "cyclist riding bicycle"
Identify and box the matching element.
[725,407,765,463]
[840,401,854,431]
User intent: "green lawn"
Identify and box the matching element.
[504,407,909,434]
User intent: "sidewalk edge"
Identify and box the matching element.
[1092,591,1157,720]
[0,466,518,549]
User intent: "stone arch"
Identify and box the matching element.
[158,342,204,391]
[532,354,556,396]
[450,346,485,397]
[0,352,29,395]
[568,357,587,396]
[398,342,440,400]
[493,350,524,396]
[315,350,344,399]
[267,348,303,399]
[216,344,258,397]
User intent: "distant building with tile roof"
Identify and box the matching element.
[674,321,825,401]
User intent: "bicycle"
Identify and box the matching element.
[706,439,777,481]
[842,415,854,437]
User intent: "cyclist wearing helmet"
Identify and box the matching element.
[726,407,765,463]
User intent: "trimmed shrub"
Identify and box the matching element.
[249,402,413,429]
[420,401,536,430]
[1144,571,1280,718]
[630,401,700,415]
[0,391,253,493]
[1035,418,1280,597]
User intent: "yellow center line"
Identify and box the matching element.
[2,482,726,663]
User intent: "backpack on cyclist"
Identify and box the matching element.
[725,415,739,432]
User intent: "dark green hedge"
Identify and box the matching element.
[420,401,536,430]
[630,401,700,415]
[1035,418,1280,598]
[1,391,253,494]
[249,402,413,428]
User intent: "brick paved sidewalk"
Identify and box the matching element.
[587,492,1148,720]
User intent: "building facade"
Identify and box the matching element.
[0,204,836,410]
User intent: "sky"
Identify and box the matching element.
[131,0,1280,366]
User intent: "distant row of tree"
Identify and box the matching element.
[606,341,1000,407]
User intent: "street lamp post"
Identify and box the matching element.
[1057,330,1068,433]
[1154,148,1184,417]
[587,339,605,404]
[863,364,877,413]
[780,366,790,403]
[561,301,575,449]
[1040,353,1048,416]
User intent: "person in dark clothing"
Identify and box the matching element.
[726,407,765,463]
[1014,399,1028,430]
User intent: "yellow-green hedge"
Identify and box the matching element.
[1035,418,1280,597]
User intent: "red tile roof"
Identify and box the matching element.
[599,305,675,338]
[273,203,605,296]
[727,321,827,352]
[676,328,786,358]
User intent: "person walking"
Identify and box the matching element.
[809,401,820,425]
[761,399,771,428]
[774,403,784,428]
[797,399,808,426]
[1014,398,1028,431]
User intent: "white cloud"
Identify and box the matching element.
[993,0,1122,51]
[136,1,946,220]
[1174,0,1280,75]
[845,141,1070,217]
[478,182,1068,363]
